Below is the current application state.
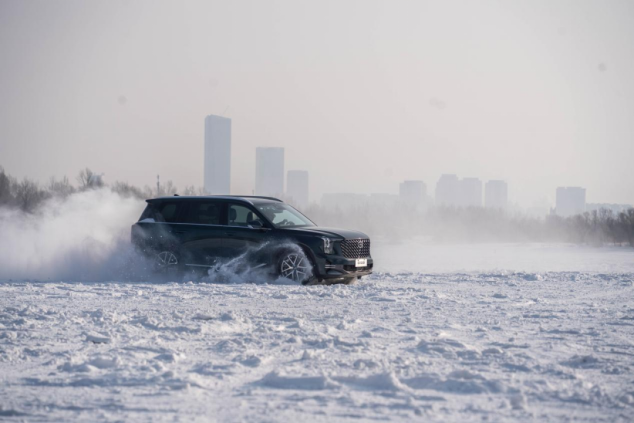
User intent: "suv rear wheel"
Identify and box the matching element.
[155,250,180,275]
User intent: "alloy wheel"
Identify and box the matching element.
[157,251,178,268]
[280,253,311,283]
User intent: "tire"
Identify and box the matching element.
[155,250,181,276]
[277,251,316,285]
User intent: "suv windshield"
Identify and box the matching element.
[256,203,315,228]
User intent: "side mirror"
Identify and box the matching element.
[248,220,264,229]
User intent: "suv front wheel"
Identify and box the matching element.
[277,251,316,285]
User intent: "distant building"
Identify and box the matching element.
[435,174,460,206]
[399,180,427,206]
[287,170,309,209]
[459,177,482,207]
[321,193,368,210]
[204,115,231,194]
[369,193,399,208]
[555,187,586,217]
[255,147,284,198]
[526,197,551,218]
[484,180,508,209]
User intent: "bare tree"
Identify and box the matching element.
[141,185,154,199]
[111,181,145,199]
[605,211,624,245]
[182,185,197,196]
[77,168,94,189]
[13,178,48,213]
[0,167,14,206]
[77,168,104,190]
[157,180,177,197]
[622,209,634,247]
[48,176,76,198]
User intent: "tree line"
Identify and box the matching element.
[1,165,632,246]
[304,203,634,246]
[0,166,203,213]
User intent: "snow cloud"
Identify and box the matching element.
[0,188,146,281]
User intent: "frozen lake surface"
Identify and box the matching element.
[1,243,633,422]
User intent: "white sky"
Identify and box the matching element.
[1,0,633,206]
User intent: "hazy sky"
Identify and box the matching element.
[1,0,633,206]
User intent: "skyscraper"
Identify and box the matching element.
[485,180,508,209]
[255,147,284,197]
[556,187,586,217]
[399,180,427,205]
[203,115,231,195]
[459,178,483,207]
[287,170,309,209]
[435,174,460,206]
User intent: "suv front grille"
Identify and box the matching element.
[340,239,370,258]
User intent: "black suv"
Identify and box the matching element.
[131,196,373,284]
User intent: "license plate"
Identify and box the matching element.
[355,258,367,267]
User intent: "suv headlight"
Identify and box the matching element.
[321,237,335,255]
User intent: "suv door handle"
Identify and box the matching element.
[173,230,186,234]
[224,232,235,237]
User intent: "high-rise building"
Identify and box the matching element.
[399,180,427,205]
[203,115,231,195]
[435,174,460,206]
[485,180,508,209]
[459,178,483,207]
[556,187,586,217]
[255,147,284,197]
[287,170,309,209]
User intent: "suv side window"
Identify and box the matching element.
[138,204,158,221]
[228,204,263,227]
[184,202,223,225]
[267,208,307,227]
[139,202,182,223]
[158,202,183,223]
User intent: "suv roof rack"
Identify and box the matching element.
[147,195,283,203]
[222,195,283,202]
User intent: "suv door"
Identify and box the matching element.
[224,203,272,260]
[175,200,228,268]
[134,201,189,253]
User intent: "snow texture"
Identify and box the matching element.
[2,245,634,422]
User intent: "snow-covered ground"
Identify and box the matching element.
[373,239,634,273]
[1,243,634,422]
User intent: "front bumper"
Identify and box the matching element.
[314,255,374,280]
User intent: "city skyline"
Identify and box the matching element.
[201,115,536,212]
[2,1,634,207]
